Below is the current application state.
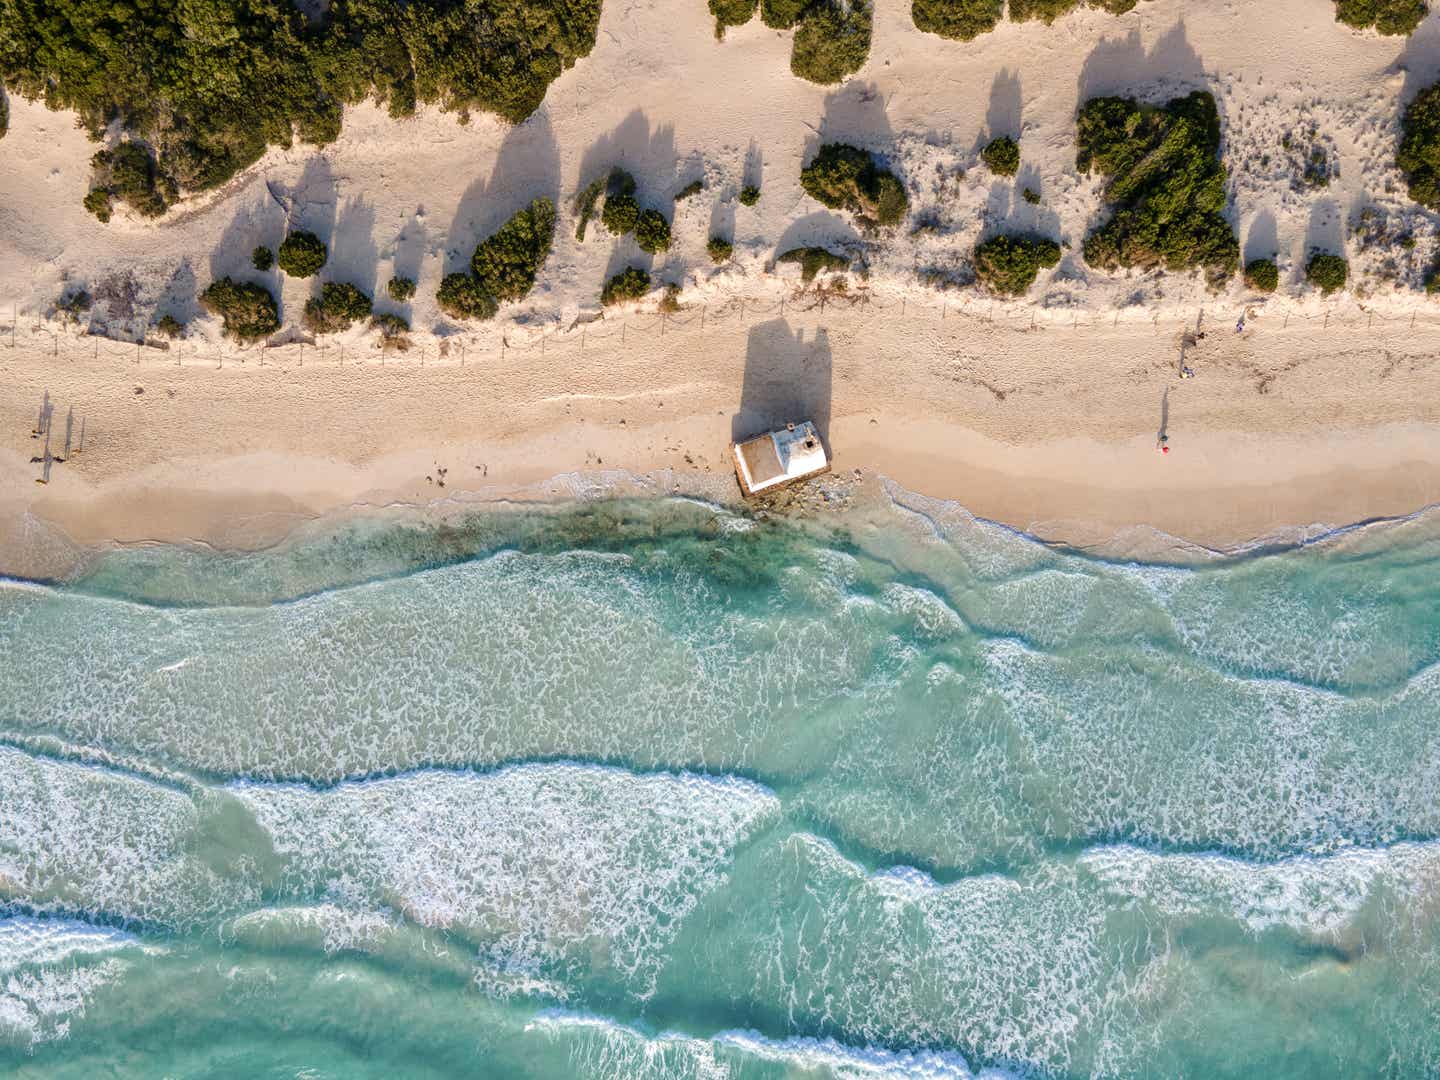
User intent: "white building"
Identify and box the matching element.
[731,420,829,497]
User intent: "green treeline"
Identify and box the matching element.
[0,0,602,194]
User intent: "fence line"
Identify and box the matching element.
[5,288,1439,373]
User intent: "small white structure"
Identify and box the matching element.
[731,421,829,497]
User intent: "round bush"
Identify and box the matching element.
[911,0,1002,40]
[437,273,499,321]
[981,135,1020,177]
[1243,258,1279,293]
[707,236,734,263]
[601,267,651,306]
[973,234,1061,296]
[1306,253,1348,295]
[303,282,372,334]
[387,276,416,302]
[635,209,672,254]
[739,184,761,206]
[252,246,274,271]
[602,193,640,235]
[277,231,328,277]
[200,277,280,342]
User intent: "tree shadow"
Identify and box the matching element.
[773,211,862,260]
[709,196,737,250]
[1303,197,1343,264]
[732,318,833,449]
[575,110,678,212]
[1398,15,1440,104]
[1245,207,1278,264]
[383,212,427,320]
[448,108,561,274]
[814,82,896,160]
[329,195,378,296]
[1077,21,1206,103]
[986,68,1022,140]
[290,156,340,254]
[154,259,200,327]
[744,139,763,190]
[208,194,285,286]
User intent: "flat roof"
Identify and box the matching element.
[732,421,828,496]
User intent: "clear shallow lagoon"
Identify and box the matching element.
[3,484,1440,1077]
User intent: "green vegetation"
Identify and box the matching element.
[1244,258,1279,293]
[387,276,416,302]
[981,135,1019,176]
[800,143,908,227]
[1076,90,1238,285]
[56,289,91,319]
[574,175,607,241]
[1009,0,1079,21]
[635,208,672,253]
[277,231,328,278]
[762,0,809,27]
[304,282,372,334]
[0,0,602,197]
[708,236,735,262]
[437,274,499,320]
[200,277,280,342]
[602,192,640,235]
[0,91,8,138]
[436,198,554,320]
[1306,252,1348,295]
[1334,0,1426,35]
[154,314,185,338]
[790,1,871,84]
[1022,186,1041,204]
[675,179,704,201]
[85,143,172,221]
[372,312,410,336]
[252,246,274,272]
[911,0,1001,40]
[1426,264,1440,294]
[659,283,683,313]
[471,198,556,301]
[739,184,761,206]
[711,0,760,33]
[601,266,651,305]
[777,245,848,282]
[1398,83,1440,210]
[972,234,1061,296]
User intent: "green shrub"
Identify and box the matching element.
[200,277,280,342]
[303,282,372,334]
[437,273,499,320]
[252,246,274,271]
[1009,0,1080,20]
[800,143,908,226]
[711,0,759,31]
[763,0,809,27]
[1334,0,1426,35]
[84,143,169,220]
[601,267,651,305]
[0,92,7,139]
[981,135,1020,176]
[574,175,607,241]
[1244,258,1279,293]
[635,208,673,253]
[739,184,762,206]
[973,234,1061,295]
[471,198,556,302]
[659,284,683,313]
[602,193,640,235]
[277,231,328,278]
[777,246,849,282]
[387,276,416,302]
[56,290,92,317]
[1,0,602,195]
[912,0,1002,39]
[372,312,410,336]
[83,189,113,223]
[1022,186,1041,204]
[790,1,872,85]
[1076,90,1238,284]
[675,179,704,201]
[1306,253,1348,295]
[1426,265,1440,294]
[1398,83,1440,210]
[708,236,735,262]
[154,314,185,338]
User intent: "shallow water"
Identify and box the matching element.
[3,484,1440,1077]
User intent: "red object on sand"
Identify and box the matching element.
[1162,446,1170,454]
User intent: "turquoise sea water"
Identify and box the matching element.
[3,483,1440,1077]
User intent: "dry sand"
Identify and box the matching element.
[4,0,1440,563]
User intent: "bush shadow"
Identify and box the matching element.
[576,110,678,210]
[732,318,833,451]
[155,259,200,327]
[448,108,561,275]
[208,194,286,288]
[813,82,896,161]
[329,195,378,296]
[986,68,1022,139]
[1303,197,1344,262]
[1245,207,1278,264]
[773,211,863,260]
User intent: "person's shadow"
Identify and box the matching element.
[731,319,833,450]
[1157,386,1170,447]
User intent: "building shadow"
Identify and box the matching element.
[732,319,833,449]
[448,108,561,274]
[986,68,1022,140]
[1078,21,1206,103]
